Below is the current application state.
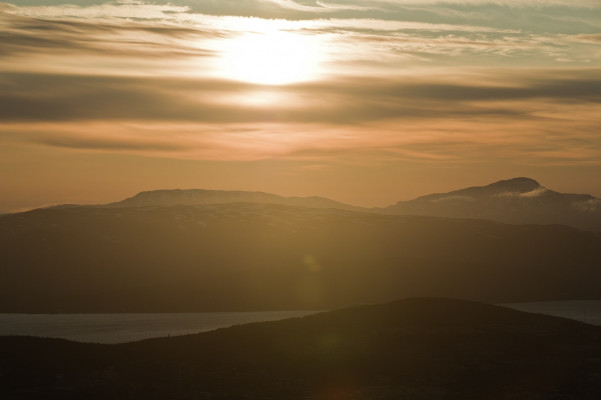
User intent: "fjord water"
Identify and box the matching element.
[503,300,601,326]
[2,301,601,344]
[0,310,317,343]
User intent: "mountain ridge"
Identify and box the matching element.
[410,177,544,202]
[106,188,364,211]
[49,177,599,232]
[2,297,601,399]
[2,202,601,312]
[380,177,601,232]
[36,177,601,233]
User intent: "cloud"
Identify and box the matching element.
[497,187,548,198]
[0,9,219,59]
[373,0,600,8]
[1,0,600,168]
[572,199,601,212]
[316,1,376,11]
[37,134,188,152]
[1,2,191,20]
[299,17,520,33]
[2,1,599,77]
[3,95,600,167]
[570,34,601,43]
[1,69,600,125]
[264,0,335,13]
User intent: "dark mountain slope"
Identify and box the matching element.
[1,203,601,312]
[2,298,601,399]
[45,178,601,232]
[381,177,601,232]
[108,188,364,211]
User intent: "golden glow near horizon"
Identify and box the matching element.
[217,24,324,85]
[1,0,601,212]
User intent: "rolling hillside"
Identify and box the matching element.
[2,298,600,399]
[2,202,600,312]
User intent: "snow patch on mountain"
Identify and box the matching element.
[573,198,601,212]
[430,195,475,203]
[497,187,548,198]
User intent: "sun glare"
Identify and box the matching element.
[218,24,323,85]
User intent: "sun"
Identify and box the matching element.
[218,27,322,85]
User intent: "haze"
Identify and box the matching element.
[1,0,600,213]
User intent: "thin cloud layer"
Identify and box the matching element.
[1,0,600,211]
[1,70,600,123]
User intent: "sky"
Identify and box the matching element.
[1,0,600,212]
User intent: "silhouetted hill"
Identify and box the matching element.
[108,188,364,211]
[2,298,601,399]
[1,203,600,312]
[380,177,601,232]
[44,179,601,232]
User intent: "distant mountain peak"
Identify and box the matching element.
[108,188,363,211]
[487,177,541,193]
[383,177,601,232]
[409,177,545,203]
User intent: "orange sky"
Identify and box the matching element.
[1,0,600,212]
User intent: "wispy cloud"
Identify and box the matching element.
[2,2,191,20]
[2,69,600,123]
[497,187,548,198]
[573,199,601,212]
[570,33,601,43]
[373,0,601,7]
[1,0,601,209]
[4,2,599,81]
[316,1,376,11]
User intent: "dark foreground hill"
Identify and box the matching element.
[2,203,601,312]
[381,177,601,232]
[2,298,601,399]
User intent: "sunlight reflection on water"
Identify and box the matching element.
[502,300,601,326]
[0,310,318,344]
[2,301,600,344]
